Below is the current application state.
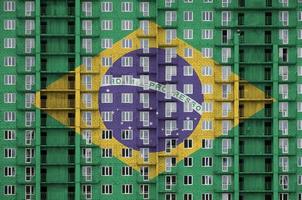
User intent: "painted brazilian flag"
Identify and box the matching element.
[37,18,270,200]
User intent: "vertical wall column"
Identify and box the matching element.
[35,1,41,199]
[272,44,279,200]
[75,0,81,199]
[233,31,240,200]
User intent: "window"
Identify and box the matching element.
[82,39,92,53]
[201,157,213,167]
[202,11,213,21]
[101,2,113,12]
[279,11,289,26]
[222,157,232,172]
[202,66,213,76]
[121,2,133,12]
[184,11,193,21]
[4,130,16,140]
[101,184,112,194]
[4,1,15,12]
[122,39,132,48]
[82,75,92,90]
[140,39,149,53]
[298,48,302,58]
[4,56,16,67]
[101,166,112,176]
[25,20,35,35]
[165,157,176,172]
[299,11,302,21]
[101,38,113,49]
[121,166,133,176]
[184,65,193,76]
[4,93,16,104]
[222,11,231,26]
[82,2,92,16]
[121,20,133,31]
[222,139,232,154]
[279,29,288,44]
[82,130,92,145]
[4,112,16,122]
[279,138,289,154]
[122,148,132,158]
[140,130,149,145]
[25,166,34,181]
[184,157,193,167]
[25,56,35,71]
[121,93,133,103]
[122,184,133,194]
[184,139,193,149]
[140,57,149,72]
[82,93,92,108]
[4,185,15,195]
[82,148,92,163]
[165,11,177,26]
[165,175,176,190]
[4,167,15,177]
[4,148,16,158]
[183,119,193,130]
[201,139,213,149]
[222,175,232,190]
[221,66,232,81]
[101,148,112,158]
[4,20,15,30]
[298,102,302,112]
[25,112,35,127]
[25,93,35,108]
[82,185,92,200]
[25,130,34,145]
[140,20,149,35]
[165,29,177,44]
[201,29,213,39]
[82,20,92,35]
[222,103,231,117]
[82,57,92,71]
[184,48,193,58]
[222,120,232,135]
[101,130,112,139]
[184,175,193,185]
[279,175,289,190]
[202,102,213,112]
[25,75,35,90]
[82,112,92,127]
[202,84,213,94]
[140,2,149,16]
[222,84,232,99]
[222,48,231,63]
[121,129,133,140]
[201,48,213,58]
[101,111,113,121]
[183,29,193,40]
[121,56,133,67]
[82,166,92,181]
[101,57,112,67]
[165,66,177,81]
[201,176,213,185]
[101,20,113,30]
[4,38,16,48]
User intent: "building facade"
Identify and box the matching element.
[1,0,302,200]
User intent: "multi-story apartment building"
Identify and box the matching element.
[1,0,302,200]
